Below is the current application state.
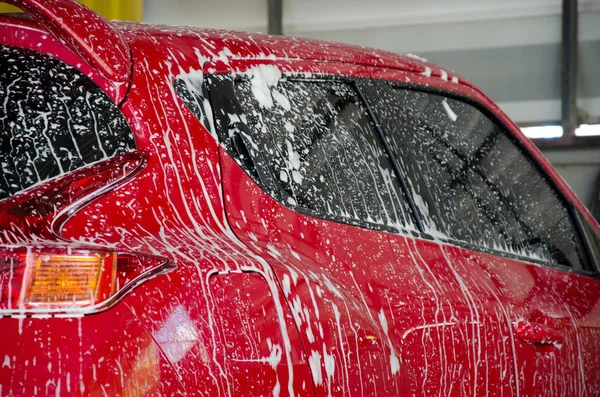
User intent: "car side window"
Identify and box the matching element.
[173,76,212,132]
[207,74,415,231]
[366,82,585,269]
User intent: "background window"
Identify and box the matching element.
[366,82,585,268]
[209,76,415,231]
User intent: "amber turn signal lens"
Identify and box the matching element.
[25,252,116,307]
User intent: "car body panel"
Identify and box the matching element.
[220,146,520,396]
[0,14,311,396]
[1,4,600,396]
[56,29,312,396]
[0,302,187,396]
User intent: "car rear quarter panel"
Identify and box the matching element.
[57,33,313,396]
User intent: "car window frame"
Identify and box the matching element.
[196,70,599,277]
[364,79,599,277]
[575,209,600,273]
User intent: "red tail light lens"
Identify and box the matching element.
[0,248,171,314]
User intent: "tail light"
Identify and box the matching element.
[0,152,174,315]
[0,248,170,314]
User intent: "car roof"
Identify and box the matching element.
[0,6,474,95]
[114,21,473,88]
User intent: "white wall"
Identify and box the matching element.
[144,0,267,31]
[145,0,600,36]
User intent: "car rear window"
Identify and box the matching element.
[0,45,136,200]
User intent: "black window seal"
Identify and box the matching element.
[436,235,598,277]
[381,80,599,277]
[573,207,600,273]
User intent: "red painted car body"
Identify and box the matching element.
[1,1,600,396]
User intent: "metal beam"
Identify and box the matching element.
[268,0,283,35]
[561,0,578,137]
[532,135,600,150]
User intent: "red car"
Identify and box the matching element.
[1,0,600,396]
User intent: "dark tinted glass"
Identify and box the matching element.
[367,82,584,268]
[209,75,414,230]
[0,45,135,200]
[173,76,211,132]
[578,211,600,270]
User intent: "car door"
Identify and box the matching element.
[362,74,600,396]
[205,59,518,396]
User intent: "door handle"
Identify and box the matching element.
[515,320,564,346]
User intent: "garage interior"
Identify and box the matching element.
[2,0,598,218]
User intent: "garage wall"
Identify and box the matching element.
[542,148,600,207]
[144,0,600,209]
[145,0,600,124]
